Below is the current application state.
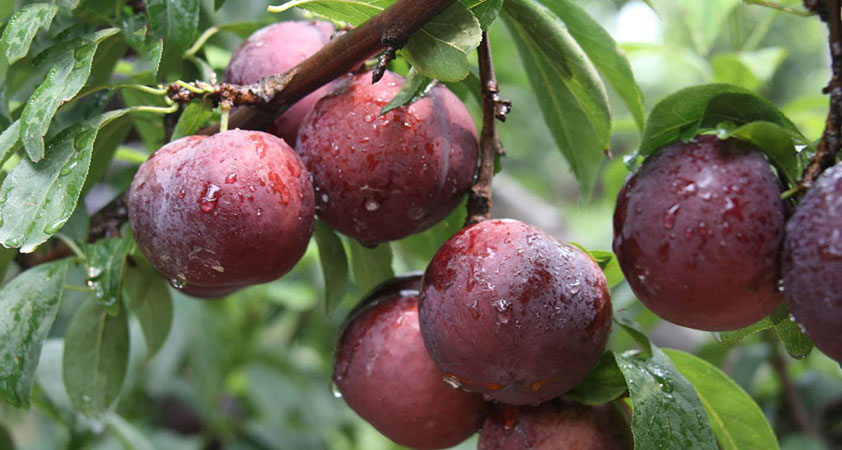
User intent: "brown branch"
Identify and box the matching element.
[171,0,459,134]
[800,0,842,189]
[465,32,510,227]
[768,333,822,439]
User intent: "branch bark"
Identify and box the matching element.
[174,0,459,134]
[800,0,842,189]
[465,31,510,226]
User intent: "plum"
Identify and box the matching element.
[127,130,315,298]
[224,21,334,145]
[296,70,478,245]
[783,163,842,363]
[333,275,485,450]
[613,135,786,331]
[478,400,633,450]
[418,219,612,405]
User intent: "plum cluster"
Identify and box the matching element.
[128,21,632,449]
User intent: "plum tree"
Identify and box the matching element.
[613,135,786,331]
[783,164,842,363]
[333,275,485,450]
[296,70,479,245]
[418,219,612,405]
[223,21,334,145]
[478,400,633,450]
[128,130,315,298]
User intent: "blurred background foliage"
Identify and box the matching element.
[1,0,840,449]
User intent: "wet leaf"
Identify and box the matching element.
[0,260,69,408]
[85,238,133,315]
[0,3,59,65]
[313,221,349,317]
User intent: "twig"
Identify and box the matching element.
[372,37,402,83]
[175,0,459,134]
[745,0,815,16]
[465,32,511,226]
[768,333,821,439]
[800,0,842,188]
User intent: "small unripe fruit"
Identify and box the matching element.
[128,130,315,297]
[418,219,612,405]
[224,21,334,144]
[478,400,633,450]
[613,135,786,331]
[784,163,842,363]
[333,275,485,450]
[297,70,478,245]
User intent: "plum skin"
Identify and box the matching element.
[296,70,478,245]
[478,400,633,450]
[333,275,485,450]
[127,130,315,297]
[418,219,612,406]
[784,164,842,363]
[224,21,334,145]
[613,135,785,331]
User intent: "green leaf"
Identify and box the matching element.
[271,0,481,82]
[616,347,718,450]
[566,352,627,405]
[214,0,227,10]
[0,260,68,408]
[615,315,652,357]
[585,249,624,289]
[107,414,156,450]
[541,0,645,132]
[62,298,129,416]
[147,0,200,50]
[171,97,213,140]
[123,260,172,357]
[85,238,133,315]
[774,313,812,359]
[664,349,780,450]
[461,0,503,29]
[380,67,436,115]
[313,221,349,317]
[676,0,740,55]
[640,84,804,157]
[503,0,610,199]
[718,121,804,187]
[400,3,481,82]
[0,120,20,167]
[19,28,120,162]
[0,3,59,65]
[0,108,133,253]
[349,240,394,294]
[716,317,773,345]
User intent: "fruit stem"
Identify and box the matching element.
[799,0,842,188]
[465,31,511,227]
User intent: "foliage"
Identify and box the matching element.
[0,0,839,449]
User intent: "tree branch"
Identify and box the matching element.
[15,0,459,269]
[465,31,510,226]
[800,0,842,189]
[169,0,459,134]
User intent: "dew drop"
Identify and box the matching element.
[443,373,463,389]
[331,381,343,398]
[662,204,680,230]
[363,114,374,123]
[198,182,221,213]
[169,278,186,289]
[492,299,512,324]
[365,200,380,211]
[225,173,237,184]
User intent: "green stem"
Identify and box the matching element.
[175,80,208,95]
[64,284,93,293]
[56,233,86,261]
[742,0,815,16]
[185,26,221,58]
[220,103,231,133]
[128,104,180,115]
